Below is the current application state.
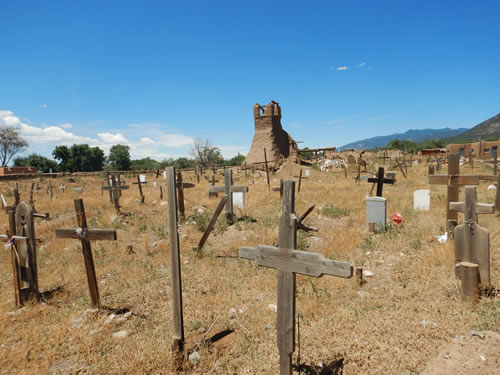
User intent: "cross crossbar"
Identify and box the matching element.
[55,228,117,241]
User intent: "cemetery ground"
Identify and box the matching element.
[0,161,498,374]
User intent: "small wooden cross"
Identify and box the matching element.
[449,186,495,285]
[175,170,195,219]
[208,174,220,198]
[101,175,129,212]
[239,180,352,375]
[55,199,117,308]
[367,167,395,197]
[136,175,145,203]
[428,154,479,234]
[272,179,284,197]
[209,168,248,223]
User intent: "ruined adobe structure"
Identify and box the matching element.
[243,101,299,169]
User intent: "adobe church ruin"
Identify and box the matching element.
[243,101,299,169]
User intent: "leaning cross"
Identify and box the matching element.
[367,167,395,197]
[239,180,352,375]
[428,153,479,234]
[55,199,117,308]
[450,186,495,285]
[209,168,248,223]
[102,175,129,212]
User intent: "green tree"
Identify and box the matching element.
[224,153,246,166]
[14,153,58,173]
[108,144,131,170]
[0,127,28,166]
[131,157,161,170]
[52,144,105,172]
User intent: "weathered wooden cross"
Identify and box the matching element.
[55,199,117,308]
[367,167,395,197]
[428,153,479,234]
[208,174,219,198]
[209,168,248,223]
[135,175,145,203]
[102,175,129,212]
[239,180,353,375]
[449,186,495,286]
[175,169,195,219]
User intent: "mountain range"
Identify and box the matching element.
[338,113,500,150]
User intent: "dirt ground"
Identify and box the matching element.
[0,157,498,374]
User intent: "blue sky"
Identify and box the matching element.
[1,1,499,161]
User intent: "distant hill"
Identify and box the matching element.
[338,128,468,150]
[446,113,500,143]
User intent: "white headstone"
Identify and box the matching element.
[305,169,310,177]
[140,174,146,183]
[163,171,167,180]
[413,189,430,211]
[366,196,386,229]
[233,192,244,209]
[153,181,158,187]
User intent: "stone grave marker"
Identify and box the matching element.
[414,189,430,211]
[305,169,310,177]
[366,196,386,229]
[209,169,248,223]
[233,191,244,209]
[239,180,352,375]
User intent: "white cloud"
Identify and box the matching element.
[128,123,142,128]
[337,66,348,71]
[357,62,366,68]
[40,104,48,108]
[98,132,129,144]
[138,137,155,145]
[60,123,73,129]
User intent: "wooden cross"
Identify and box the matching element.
[165,167,185,352]
[208,174,219,198]
[428,153,480,234]
[367,167,395,197]
[101,175,129,212]
[55,199,117,308]
[175,170,195,219]
[264,148,270,191]
[209,169,248,223]
[239,180,352,375]
[450,186,495,285]
[272,179,284,197]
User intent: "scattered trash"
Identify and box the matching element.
[436,232,448,243]
[487,184,496,190]
[391,213,402,224]
[112,330,128,338]
[421,320,437,328]
[228,308,237,318]
[268,304,277,312]
[363,270,374,277]
[189,351,201,365]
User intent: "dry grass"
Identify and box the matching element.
[0,160,498,374]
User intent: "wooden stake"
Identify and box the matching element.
[298,169,303,193]
[166,167,185,352]
[264,148,270,191]
[195,195,228,253]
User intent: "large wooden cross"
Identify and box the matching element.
[55,199,117,307]
[428,153,479,233]
[367,167,395,197]
[239,180,353,375]
[209,168,248,223]
[102,175,129,212]
[449,186,495,285]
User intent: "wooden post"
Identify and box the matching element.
[102,175,129,213]
[195,195,228,253]
[175,171,195,219]
[137,175,145,203]
[457,262,480,302]
[496,174,500,211]
[428,164,434,175]
[264,148,270,191]
[55,199,117,308]
[239,180,352,375]
[165,167,184,352]
[298,169,303,193]
[160,185,163,200]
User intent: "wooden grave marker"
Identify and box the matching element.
[136,175,145,203]
[165,167,185,352]
[264,148,271,191]
[102,175,129,213]
[428,153,479,234]
[367,167,395,197]
[208,174,219,198]
[175,169,195,219]
[450,186,495,285]
[209,169,248,224]
[239,180,353,375]
[272,179,284,197]
[55,199,117,308]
